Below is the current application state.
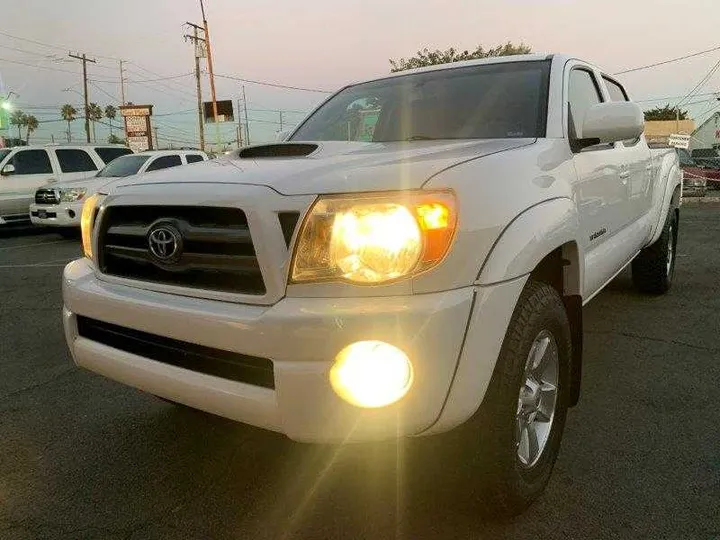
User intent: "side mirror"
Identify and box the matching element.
[580,102,644,146]
[275,130,291,142]
[1,163,15,176]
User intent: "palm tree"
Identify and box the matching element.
[10,110,26,140]
[61,104,77,142]
[25,115,39,143]
[87,102,103,143]
[104,105,117,136]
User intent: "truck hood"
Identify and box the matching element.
[110,140,535,196]
[53,176,118,192]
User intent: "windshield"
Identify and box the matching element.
[96,154,150,177]
[291,61,550,142]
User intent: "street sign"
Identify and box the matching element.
[203,100,234,122]
[120,104,153,151]
[668,133,691,149]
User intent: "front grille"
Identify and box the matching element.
[98,206,265,295]
[35,188,59,205]
[30,211,57,218]
[76,316,275,388]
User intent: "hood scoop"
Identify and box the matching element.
[238,143,318,159]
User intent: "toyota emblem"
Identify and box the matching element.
[148,224,182,262]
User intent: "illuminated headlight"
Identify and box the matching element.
[80,194,102,259]
[330,341,413,408]
[60,187,87,202]
[291,191,457,284]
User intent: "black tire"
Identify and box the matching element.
[424,280,572,518]
[631,207,677,295]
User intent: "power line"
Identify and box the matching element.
[614,44,720,75]
[213,72,333,93]
[636,91,720,103]
[676,56,720,108]
[88,81,120,103]
[126,73,193,83]
[0,30,119,61]
[0,56,119,82]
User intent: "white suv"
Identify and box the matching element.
[0,144,132,225]
[30,150,208,229]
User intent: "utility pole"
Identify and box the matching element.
[69,53,96,143]
[119,60,126,105]
[279,111,284,131]
[153,127,159,149]
[242,85,250,145]
[199,0,219,150]
[185,23,206,151]
[236,97,243,148]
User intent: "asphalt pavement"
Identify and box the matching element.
[0,208,718,540]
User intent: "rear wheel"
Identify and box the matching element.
[632,207,677,294]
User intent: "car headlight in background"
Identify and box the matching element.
[59,187,87,202]
[291,190,457,284]
[330,341,413,408]
[80,194,101,259]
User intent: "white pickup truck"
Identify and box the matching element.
[62,54,681,514]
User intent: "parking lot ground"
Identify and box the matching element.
[1,208,719,540]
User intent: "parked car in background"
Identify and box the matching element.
[0,144,132,225]
[63,54,681,515]
[30,150,209,230]
[690,148,720,189]
[678,148,715,196]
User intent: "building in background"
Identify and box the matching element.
[689,112,720,151]
[644,119,696,146]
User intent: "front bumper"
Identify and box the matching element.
[30,202,82,227]
[63,258,486,442]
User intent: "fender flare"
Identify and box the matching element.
[476,197,583,289]
[647,159,682,246]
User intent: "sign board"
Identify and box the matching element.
[203,100,234,123]
[120,104,153,152]
[668,133,691,149]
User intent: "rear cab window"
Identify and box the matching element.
[185,154,205,164]
[602,76,629,102]
[95,147,133,164]
[55,149,98,173]
[145,155,182,172]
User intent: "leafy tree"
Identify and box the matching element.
[389,42,532,72]
[10,109,27,140]
[644,104,688,121]
[61,104,77,142]
[107,133,126,145]
[25,115,38,143]
[87,102,103,142]
[105,105,117,135]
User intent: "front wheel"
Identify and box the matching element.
[632,207,678,294]
[429,280,572,517]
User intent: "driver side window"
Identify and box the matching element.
[568,70,603,140]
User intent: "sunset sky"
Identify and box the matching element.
[3,0,720,146]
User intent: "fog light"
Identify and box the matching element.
[330,341,413,408]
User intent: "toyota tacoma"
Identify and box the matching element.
[62,54,681,513]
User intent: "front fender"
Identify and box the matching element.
[477,197,582,287]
